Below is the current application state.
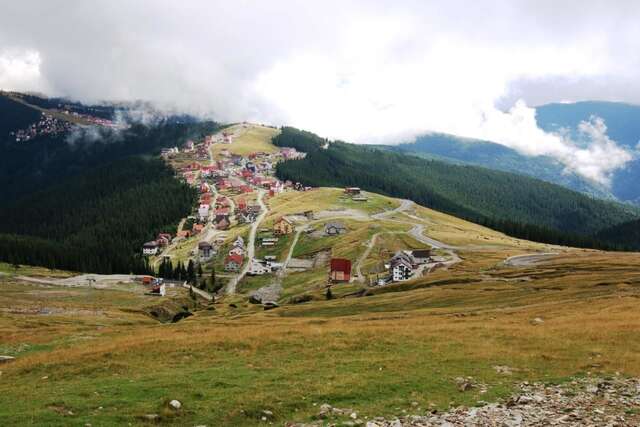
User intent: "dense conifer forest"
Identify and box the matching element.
[0,94,219,273]
[273,127,639,249]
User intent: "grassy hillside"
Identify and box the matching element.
[2,247,640,425]
[273,127,638,248]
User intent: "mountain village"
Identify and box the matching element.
[139,124,443,302]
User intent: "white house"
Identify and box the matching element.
[248,260,271,276]
[229,246,245,256]
[233,236,245,248]
[142,241,159,256]
[198,204,210,221]
[391,258,413,282]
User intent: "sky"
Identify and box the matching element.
[1,0,640,185]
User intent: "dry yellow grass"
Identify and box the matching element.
[2,249,640,425]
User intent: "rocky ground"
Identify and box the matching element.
[287,376,640,427]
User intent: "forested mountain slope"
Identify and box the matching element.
[0,92,218,273]
[274,127,639,248]
[385,133,612,200]
[597,219,640,251]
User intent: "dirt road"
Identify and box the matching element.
[504,253,558,267]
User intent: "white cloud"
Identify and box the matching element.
[0,1,639,185]
[0,50,48,93]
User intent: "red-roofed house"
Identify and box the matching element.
[224,254,243,272]
[330,258,351,282]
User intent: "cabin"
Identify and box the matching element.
[344,187,361,195]
[224,254,244,272]
[411,249,432,264]
[330,258,351,282]
[198,241,214,261]
[324,222,347,236]
[142,241,159,256]
[273,217,294,235]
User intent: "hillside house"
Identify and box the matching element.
[157,233,172,246]
[177,230,192,239]
[330,258,351,282]
[198,204,210,221]
[215,216,230,230]
[229,246,245,257]
[224,254,243,272]
[344,187,361,195]
[192,223,205,234]
[324,222,347,236]
[233,236,245,248]
[216,196,231,208]
[142,241,159,256]
[390,257,413,282]
[238,211,257,224]
[183,140,195,152]
[273,217,294,235]
[198,241,215,261]
[247,205,261,215]
[411,249,432,264]
[248,259,271,276]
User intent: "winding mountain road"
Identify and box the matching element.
[225,189,268,294]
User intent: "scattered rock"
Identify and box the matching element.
[262,409,274,420]
[318,403,333,419]
[530,317,544,325]
[493,365,515,375]
[345,376,640,426]
[168,399,181,410]
[263,301,280,310]
[141,414,159,421]
[249,283,282,304]
[455,377,474,392]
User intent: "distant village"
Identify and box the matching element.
[10,112,73,142]
[10,110,122,142]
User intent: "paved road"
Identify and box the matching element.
[504,253,559,267]
[372,198,413,220]
[225,189,268,294]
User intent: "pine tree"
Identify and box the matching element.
[187,259,196,284]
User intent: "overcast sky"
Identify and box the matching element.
[1,0,639,184]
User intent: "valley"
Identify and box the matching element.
[2,122,640,426]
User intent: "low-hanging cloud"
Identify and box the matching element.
[2,0,640,185]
